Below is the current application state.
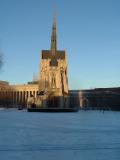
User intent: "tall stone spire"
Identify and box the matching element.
[51,15,57,55]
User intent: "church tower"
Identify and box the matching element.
[39,15,68,108]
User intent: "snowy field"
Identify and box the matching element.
[0,109,120,160]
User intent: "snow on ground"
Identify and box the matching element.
[0,109,120,160]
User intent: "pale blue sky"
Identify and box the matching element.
[0,0,120,89]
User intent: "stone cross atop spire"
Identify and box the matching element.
[51,15,57,55]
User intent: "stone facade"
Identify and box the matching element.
[37,15,68,108]
[39,15,68,98]
[39,50,68,97]
[0,81,38,107]
[0,15,69,108]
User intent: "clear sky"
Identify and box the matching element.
[0,0,120,89]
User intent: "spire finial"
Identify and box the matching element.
[51,5,57,55]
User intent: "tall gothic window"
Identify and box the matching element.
[52,74,56,88]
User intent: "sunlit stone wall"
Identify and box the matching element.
[0,81,39,107]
